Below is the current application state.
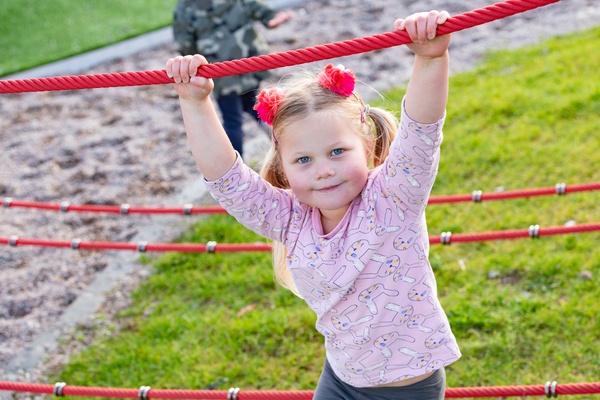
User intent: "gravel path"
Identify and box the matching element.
[1,0,598,390]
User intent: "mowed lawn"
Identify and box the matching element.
[0,0,177,76]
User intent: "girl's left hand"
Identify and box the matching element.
[394,10,451,59]
[166,54,214,102]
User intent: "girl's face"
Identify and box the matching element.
[278,112,370,231]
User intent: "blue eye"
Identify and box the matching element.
[331,148,344,156]
[297,156,311,164]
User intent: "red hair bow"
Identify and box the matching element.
[254,87,285,126]
[317,64,356,97]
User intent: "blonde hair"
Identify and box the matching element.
[259,68,398,296]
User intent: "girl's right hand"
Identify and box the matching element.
[166,54,214,101]
[394,10,451,59]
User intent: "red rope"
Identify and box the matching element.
[445,382,600,398]
[428,182,600,204]
[0,236,272,253]
[0,0,559,94]
[2,199,228,215]
[3,182,599,215]
[1,381,599,399]
[2,222,600,253]
[431,222,600,244]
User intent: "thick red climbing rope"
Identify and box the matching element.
[427,181,600,204]
[2,182,599,215]
[1,380,599,399]
[0,0,559,94]
[0,237,272,253]
[2,222,600,253]
[429,222,600,245]
[2,199,228,215]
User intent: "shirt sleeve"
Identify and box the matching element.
[204,154,302,243]
[379,99,445,218]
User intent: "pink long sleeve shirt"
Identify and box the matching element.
[205,103,461,387]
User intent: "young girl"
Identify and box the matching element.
[167,10,460,400]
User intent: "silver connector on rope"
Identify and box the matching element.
[227,387,240,400]
[53,382,67,396]
[138,385,151,400]
[440,232,452,245]
[544,381,558,398]
[528,224,540,239]
[472,190,483,202]
[206,240,217,253]
[555,182,566,195]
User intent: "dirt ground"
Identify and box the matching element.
[1,0,598,388]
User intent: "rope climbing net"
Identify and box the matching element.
[2,181,600,252]
[0,0,598,398]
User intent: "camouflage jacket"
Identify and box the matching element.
[172,0,276,96]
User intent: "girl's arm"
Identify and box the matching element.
[395,11,451,123]
[166,55,237,181]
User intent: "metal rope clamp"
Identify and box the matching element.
[227,387,240,400]
[183,203,193,215]
[3,197,12,208]
[528,224,540,239]
[206,240,217,253]
[9,235,19,246]
[60,201,70,212]
[138,385,151,400]
[472,190,483,202]
[120,203,131,215]
[544,381,558,398]
[137,241,148,252]
[440,231,452,245]
[53,382,67,397]
[555,182,566,195]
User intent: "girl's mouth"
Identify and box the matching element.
[316,184,340,192]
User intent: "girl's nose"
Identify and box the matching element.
[315,163,335,180]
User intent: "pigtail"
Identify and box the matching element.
[259,144,302,297]
[272,242,302,297]
[365,106,398,168]
[260,145,289,189]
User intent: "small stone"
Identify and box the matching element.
[487,270,500,279]
[577,270,593,281]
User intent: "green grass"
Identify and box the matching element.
[57,216,319,390]
[0,0,177,76]
[51,28,600,396]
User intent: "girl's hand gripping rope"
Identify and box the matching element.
[165,54,237,181]
[395,10,451,124]
[166,54,214,102]
[394,10,451,59]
